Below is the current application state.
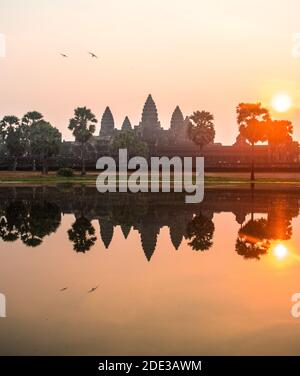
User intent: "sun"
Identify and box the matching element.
[271,93,292,113]
[272,243,288,260]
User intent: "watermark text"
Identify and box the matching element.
[96,149,204,204]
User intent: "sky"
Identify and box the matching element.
[1,0,300,144]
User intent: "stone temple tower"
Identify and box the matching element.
[138,94,162,143]
[170,105,190,143]
[100,106,114,138]
[121,116,132,131]
[170,106,184,135]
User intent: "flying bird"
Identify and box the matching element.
[88,286,99,293]
[60,53,68,58]
[88,52,98,58]
[60,287,68,291]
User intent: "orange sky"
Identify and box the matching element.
[1,0,300,144]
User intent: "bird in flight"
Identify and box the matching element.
[60,53,68,58]
[60,287,68,291]
[88,52,98,58]
[88,286,99,293]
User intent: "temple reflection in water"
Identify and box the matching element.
[0,186,298,261]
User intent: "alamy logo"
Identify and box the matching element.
[96,149,204,204]
[292,33,300,58]
[0,33,6,58]
[291,293,300,318]
[0,293,6,317]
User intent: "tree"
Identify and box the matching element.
[235,218,270,260]
[187,111,215,153]
[267,119,293,162]
[110,131,149,158]
[30,120,62,175]
[236,103,270,180]
[68,216,97,253]
[185,212,215,251]
[22,201,61,247]
[68,107,97,175]
[0,135,6,157]
[22,111,44,170]
[0,201,27,242]
[22,111,43,126]
[0,200,61,247]
[0,115,29,170]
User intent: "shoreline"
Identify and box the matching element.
[0,171,300,189]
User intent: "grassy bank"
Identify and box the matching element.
[1,171,300,185]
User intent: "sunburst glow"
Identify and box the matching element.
[271,93,292,112]
[273,243,288,260]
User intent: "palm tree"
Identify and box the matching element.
[236,103,270,181]
[187,111,215,153]
[68,107,97,175]
[22,111,43,125]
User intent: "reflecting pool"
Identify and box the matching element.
[0,185,300,355]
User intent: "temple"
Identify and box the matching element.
[59,94,299,169]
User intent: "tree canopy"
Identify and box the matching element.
[30,120,62,174]
[68,107,97,143]
[187,110,215,151]
[68,216,97,253]
[110,130,149,158]
[237,103,270,145]
[185,212,215,251]
[0,115,29,170]
[267,119,293,146]
[235,218,270,260]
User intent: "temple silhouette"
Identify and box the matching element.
[0,186,298,261]
[59,94,299,168]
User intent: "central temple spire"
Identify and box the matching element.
[138,94,162,143]
[141,94,160,125]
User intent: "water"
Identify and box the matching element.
[0,185,300,355]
